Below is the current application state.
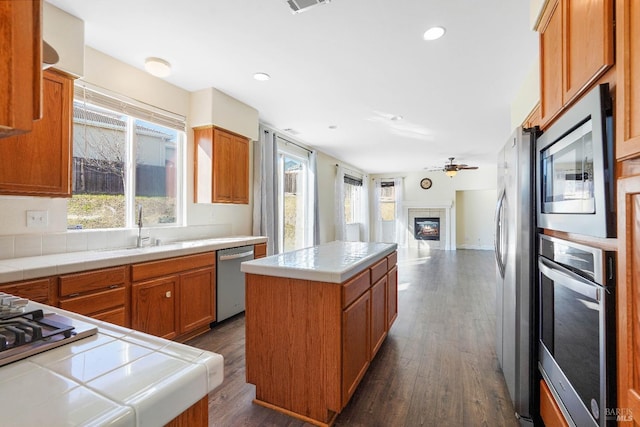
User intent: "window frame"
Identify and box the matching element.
[69,82,186,230]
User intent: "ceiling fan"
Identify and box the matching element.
[429,157,479,177]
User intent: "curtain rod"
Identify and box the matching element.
[277,134,312,153]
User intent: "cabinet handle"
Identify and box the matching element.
[68,293,80,297]
[108,284,119,289]
[165,291,171,298]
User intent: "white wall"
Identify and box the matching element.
[456,189,497,249]
[370,166,497,248]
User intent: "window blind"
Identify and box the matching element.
[344,175,363,186]
[381,181,395,188]
[74,82,186,132]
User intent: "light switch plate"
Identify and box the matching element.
[26,210,48,227]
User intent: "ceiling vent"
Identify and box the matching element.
[286,0,331,14]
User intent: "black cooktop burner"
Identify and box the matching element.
[0,297,98,367]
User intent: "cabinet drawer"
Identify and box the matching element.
[343,270,370,308]
[254,243,267,259]
[59,266,126,296]
[0,278,50,303]
[92,306,126,327]
[131,252,215,282]
[59,287,125,316]
[386,251,397,269]
[370,258,387,284]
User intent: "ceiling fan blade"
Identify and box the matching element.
[459,166,479,170]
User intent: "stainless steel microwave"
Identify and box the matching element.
[536,84,615,238]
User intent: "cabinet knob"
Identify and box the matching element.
[165,291,171,298]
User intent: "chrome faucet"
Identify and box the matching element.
[136,205,146,248]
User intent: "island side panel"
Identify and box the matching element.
[245,273,343,423]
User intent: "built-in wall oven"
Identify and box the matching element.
[538,235,616,426]
[536,83,615,238]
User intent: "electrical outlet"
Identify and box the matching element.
[26,210,48,227]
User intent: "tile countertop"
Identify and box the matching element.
[0,236,267,284]
[0,303,224,427]
[240,241,397,283]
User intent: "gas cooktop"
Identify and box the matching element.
[0,293,98,367]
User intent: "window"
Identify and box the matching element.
[277,138,313,252]
[68,84,185,230]
[343,175,363,224]
[380,181,396,221]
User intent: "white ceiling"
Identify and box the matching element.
[47,0,538,174]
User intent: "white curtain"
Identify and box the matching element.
[372,178,383,242]
[393,177,405,246]
[361,174,370,242]
[252,126,279,255]
[334,165,346,241]
[309,150,320,245]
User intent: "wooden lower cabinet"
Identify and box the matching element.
[369,275,387,358]
[58,266,129,327]
[178,267,215,334]
[617,174,640,426]
[132,276,178,340]
[387,264,398,328]
[254,242,267,259]
[165,396,208,427]
[539,379,569,427]
[131,252,216,342]
[342,290,371,407]
[245,251,398,426]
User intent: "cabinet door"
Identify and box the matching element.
[232,135,249,203]
[617,0,640,159]
[370,276,387,358]
[0,0,41,137]
[387,265,398,328]
[132,276,177,339]
[342,291,370,406]
[539,0,563,126]
[213,128,234,203]
[178,266,215,333]
[562,0,614,102]
[617,175,640,426]
[0,70,72,196]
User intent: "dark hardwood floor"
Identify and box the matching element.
[187,248,519,427]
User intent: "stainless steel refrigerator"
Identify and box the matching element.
[495,126,536,426]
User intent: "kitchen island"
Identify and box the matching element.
[0,302,223,426]
[241,241,398,427]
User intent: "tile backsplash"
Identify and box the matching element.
[0,224,233,260]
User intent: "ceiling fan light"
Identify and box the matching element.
[445,169,457,178]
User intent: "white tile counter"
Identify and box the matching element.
[0,236,267,283]
[240,241,397,283]
[0,303,223,427]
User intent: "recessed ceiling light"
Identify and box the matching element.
[329,125,337,130]
[423,26,446,41]
[253,72,271,81]
[144,57,171,77]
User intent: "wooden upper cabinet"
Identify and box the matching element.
[617,0,640,160]
[0,0,42,138]
[194,126,249,204]
[0,70,72,197]
[563,0,614,101]
[539,0,614,128]
[540,0,563,126]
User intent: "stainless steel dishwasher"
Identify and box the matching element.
[216,245,254,322]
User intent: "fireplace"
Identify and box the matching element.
[414,217,440,240]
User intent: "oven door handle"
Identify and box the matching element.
[539,257,600,302]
